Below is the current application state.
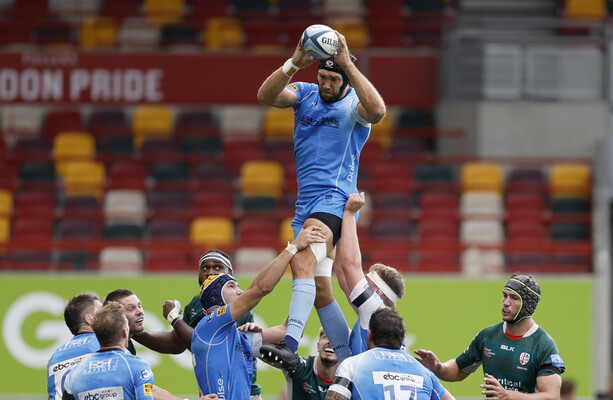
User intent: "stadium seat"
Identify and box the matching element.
[12,217,54,240]
[460,220,504,245]
[193,192,234,218]
[550,222,589,241]
[218,106,263,140]
[369,110,393,149]
[149,191,190,213]
[89,109,130,136]
[415,164,454,183]
[145,248,191,271]
[62,195,100,214]
[79,17,118,49]
[44,109,84,138]
[263,107,295,141]
[33,21,76,47]
[104,189,147,225]
[459,191,504,218]
[238,217,279,246]
[53,132,96,177]
[191,0,229,20]
[417,219,458,241]
[506,220,545,241]
[505,193,544,218]
[100,0,140,20]
[203,17,244,49]
[370,218,413,239]
[1,105,44,138]
[63,161,106,199]
[143,0,184,26]
[461,248,504,276]
[19,162,57,184]
[146,218,188,240]
[223,139,262,169]
[190,217,235,247]
[279,217,295,243]
[418,192,459,218]
[13,137,52,156]
[368,163,414,194]
[396,108,435,127]
[15,192,57,214]
[57,219,100,239]
[367,247,410,272]
[550,163,591,199]
[117,17,160,50]
[243,20,283,49]
[551,197,589,214]
[415,250,460,273]
[195,163,237,192]
[103,223,144,239]
[108,162,148,190]
[0,191,11,219]
[329,18,369,49]
[99,247,143,272]
[240,160,284,199]
[132,105,174,149]
[322,0,365,17]
[0,217,9,243]
[564,0,607,19]
[233,247,278,273]
[150,163,190,183]
[53,0,100,20]
[371,192,413,215]
[161,22,201,48]
[460,162,504,193]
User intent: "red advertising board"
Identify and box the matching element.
[0,51,437,106]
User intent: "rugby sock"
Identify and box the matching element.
[317,300,352,363]
[284,279,316,353]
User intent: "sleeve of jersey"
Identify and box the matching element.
[328,359,354,399]
[537,339,565,376]
[133,360,155,400]
[455,330,484,373]
[351,96,370,127]
[428,370,448,400]
[349,278,384,330]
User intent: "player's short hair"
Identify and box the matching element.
[103,289,135,305]
[92,302,127,347]
[369,263,405,300]
[64,293,100,335]
[369,308,405,350]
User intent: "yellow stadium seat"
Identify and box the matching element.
[240,160,284,199]
[53,131,96,178]
[565,0,606,19]
[280,217,294,243]
[144,0,184,26]
[132,105,174,148]
[0,217,10,242]
[550,163,591,199]
[330,18,369,49]
[0,190,13,217]
[263,107,294,141]
[64,161,106,198]
[204,17,244,50]
[369,109,393,149]
[190,217,234,247]
[79,17,118,49]
[460,162,504,193]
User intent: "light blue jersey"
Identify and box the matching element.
[288,82,370,232]
[192,304,262,400]
[47,332,100,400]
[330,348,448,400]
[64,348,154,400]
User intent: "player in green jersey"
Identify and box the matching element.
[414,274,565,400]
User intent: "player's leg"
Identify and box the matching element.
[259,217,335,371]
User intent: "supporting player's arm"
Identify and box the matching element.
[229,226,326,319]
[413,350,470,382]
[338,192,366,297]
[333,32,385,124]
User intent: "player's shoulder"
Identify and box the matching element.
[479,321,504,335]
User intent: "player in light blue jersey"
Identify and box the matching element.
[192,227,326,399]
[64,301,212,400]
[257,28,387,370]
[316,192,405,364]
[47,293,102,400]
[327,308,455,400]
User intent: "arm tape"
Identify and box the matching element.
[332,376,353,390]
[351,287,374,308]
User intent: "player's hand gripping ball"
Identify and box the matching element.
[301,24,339,59]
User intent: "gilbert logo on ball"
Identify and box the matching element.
[301,24,339,60]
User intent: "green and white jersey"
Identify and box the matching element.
[286,355,332,400]
[456,321,565,393]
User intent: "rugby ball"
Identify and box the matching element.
[301,24,338,60]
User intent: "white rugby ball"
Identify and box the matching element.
[301,24,338,60]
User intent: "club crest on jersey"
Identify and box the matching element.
[519,352,530,365]
[483,347,495,357]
